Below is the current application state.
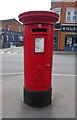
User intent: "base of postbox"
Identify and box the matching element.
[24,87,52,108]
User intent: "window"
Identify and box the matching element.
[66,7,77,23]
[65,35,77,46]
[0,34,4,43]
[18,36,23,41]
[51,8,61,22]
[0,32,1,41]
[72,10,77,21]
[55,23,61,29]
[74,11,77,15]
[52,8,61,15]
[22,27,24,32]
[73,16,76,21]
[8,28,10,31]
[2,35,4,40]
[6,35,9,41]
[67,12,71,15]
[12,36,14,41]
[0,27,2,33]
[8,26,11,31]
[67,16,70,20]
[18,26,21,32]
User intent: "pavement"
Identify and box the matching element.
[54,51,77,55]
[0,47,76,119]
[0,47,23,55]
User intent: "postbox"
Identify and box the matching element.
[19,11,59,108]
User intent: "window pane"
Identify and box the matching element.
[18,36,23,41]
[65,36,73,46]
[12,36,14,41]
[67,16,70,20]
[68,11,71,15]
[73,16,76,21]
[6,35,9,41]
[74,11,77,15]
[2,35,4,40]
[18,27,21,32]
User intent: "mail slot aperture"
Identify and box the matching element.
[32,28,47,32]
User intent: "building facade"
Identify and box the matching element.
[51,0,77,51]
[0,18,23,48]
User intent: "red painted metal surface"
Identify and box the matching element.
[19,11,59,91]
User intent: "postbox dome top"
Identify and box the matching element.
[19,11,59,25]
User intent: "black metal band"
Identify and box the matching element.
[24,87,52,108]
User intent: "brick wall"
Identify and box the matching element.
[51,1,76,51]
[2,21,23,32]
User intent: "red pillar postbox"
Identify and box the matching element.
[19,11,59,108]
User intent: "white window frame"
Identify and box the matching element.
[51,8,61,23]
[66,7,77,23]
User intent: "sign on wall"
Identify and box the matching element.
[61,25,77,32]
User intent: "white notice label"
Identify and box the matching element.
[35,38,44,53]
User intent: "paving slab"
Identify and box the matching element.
[2,74,75,118]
